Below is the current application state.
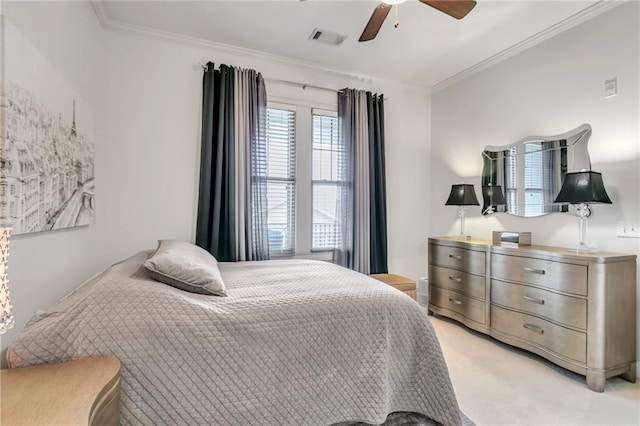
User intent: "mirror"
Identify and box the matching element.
[482,124,592,217]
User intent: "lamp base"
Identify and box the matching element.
[569,243,598,254]
[571,205,597,254]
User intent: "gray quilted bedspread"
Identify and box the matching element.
[8,251,462,426]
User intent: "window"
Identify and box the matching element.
[524,142,544,216]
[505,146,518,215]
[265,100,339,259]
[266,108,296,255]
[311,113,341,250]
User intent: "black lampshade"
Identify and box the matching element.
[482,185,507,206]
[445,184,480,206]
[554,171,612,204]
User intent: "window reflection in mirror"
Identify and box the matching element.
[482,124,592,217]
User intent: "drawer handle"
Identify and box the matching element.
[448,254,463,260]
[523,295,545,305]
[448,297,463,305]
[449,276,462,283]
[523,323,544,334]
[523,267,546,275]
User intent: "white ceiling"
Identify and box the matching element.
[99,0,603,87]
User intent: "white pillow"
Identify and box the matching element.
[143,240,227,296]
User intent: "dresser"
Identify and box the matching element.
[428,237,637,392]
[428,237,490,334]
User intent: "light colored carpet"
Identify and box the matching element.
[427,312,640,426]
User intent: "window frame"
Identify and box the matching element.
[266,99,337,261]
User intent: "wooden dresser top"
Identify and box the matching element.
[1,357,121,426]
[429,236,636,263]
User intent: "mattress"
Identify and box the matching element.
[8,251,462,425]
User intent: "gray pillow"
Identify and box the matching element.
[143,240,227,296]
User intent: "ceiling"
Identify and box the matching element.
[98,0,603,87]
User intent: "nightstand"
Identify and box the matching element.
[1,356,121,425]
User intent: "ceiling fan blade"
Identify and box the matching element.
[419,0,477,20]
[359,3,392,42]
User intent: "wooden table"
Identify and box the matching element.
[1,357,121,425]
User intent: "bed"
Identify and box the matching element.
[8,249,465,426]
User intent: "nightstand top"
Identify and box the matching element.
[1,356,120,426]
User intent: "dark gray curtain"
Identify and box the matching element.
[542,140,568,213]
[334,89,387,275]
[245,70,270,260]
[481,151,507,215]
[196,62,269,261]
[196,63,235,261]
[333,89,359,271]
[367,93,387,274]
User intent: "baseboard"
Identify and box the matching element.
[417,277,429,306]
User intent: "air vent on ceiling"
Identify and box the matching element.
[308,28,347,46]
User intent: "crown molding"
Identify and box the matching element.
[432,0,625,93]
[88,1,419,91]
[91,0,622,93]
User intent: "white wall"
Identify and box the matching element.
[1,1,432,359]
[431,2,640,363]
[0,1,107,364]
[101,27,432,279]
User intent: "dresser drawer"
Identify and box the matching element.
[491,280,586,330]
[429,244,486,275]
[491,254,587,296]
[429,265,485,300]
[430,287,485,324]
[491,305,586,363]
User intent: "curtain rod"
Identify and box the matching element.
[200,64,340,93]
[200,64,385,98]
[265,78,342,94]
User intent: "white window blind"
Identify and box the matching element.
[505,146,518,215]
[524,143,544,189]
[524,142,544,216]
[266,108,296,255]
[312,113,342,250]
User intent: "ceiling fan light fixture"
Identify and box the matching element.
[360,0,476,42]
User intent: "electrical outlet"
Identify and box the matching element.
[617,221,640,238]
[605,77,617,98]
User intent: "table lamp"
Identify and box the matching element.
[445,183,479,239]
[482,184,506,215]
[0,226,12,333]
[553,171,612,253]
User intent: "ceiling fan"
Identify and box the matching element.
[359,0,477,42]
